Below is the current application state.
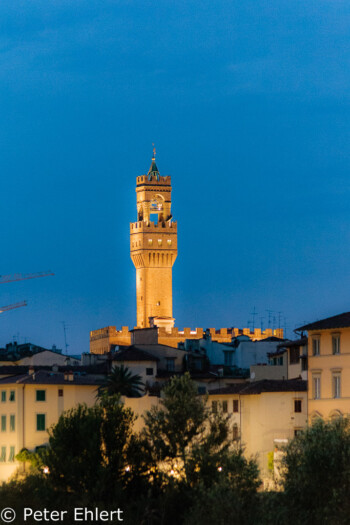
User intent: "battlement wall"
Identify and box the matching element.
[136,175,171,186]
[90,325,284,353]
[130,221,177,233]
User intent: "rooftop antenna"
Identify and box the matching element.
[260,316,265,332]
[277,311,283,329]
[283,316,288,339]
[250,306,257,331]
[266,309,273,328]
[62,321,69,355]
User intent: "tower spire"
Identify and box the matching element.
[148,144,159,180]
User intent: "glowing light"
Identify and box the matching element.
[125,466,130,472]
[43,467,49,474]
[217,466,222,472]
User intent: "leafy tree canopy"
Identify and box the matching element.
[45,395,141,502]
[282,417,350,525]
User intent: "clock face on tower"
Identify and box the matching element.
[150,198,163,212]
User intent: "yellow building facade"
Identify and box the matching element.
[0,370,99,481]
[122,379,307,488]
[298,312,350,421]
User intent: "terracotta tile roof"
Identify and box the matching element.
[208,379,307,396]
[208,384,247,395]
[278,337,308,348]
[112,346,159,362]
[296,312,350,332]
[0,364,108,376]
[0,370,103,386]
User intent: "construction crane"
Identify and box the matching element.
[0,301,27,313]
[0,271,54,284]
[0,271,54,315]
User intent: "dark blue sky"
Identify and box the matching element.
[1,0,349,352]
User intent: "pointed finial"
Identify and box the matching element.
[152,143,156,159]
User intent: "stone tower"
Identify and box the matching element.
[130,153,177,331]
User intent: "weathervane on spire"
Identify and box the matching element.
[152,143,156,159]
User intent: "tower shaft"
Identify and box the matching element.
[130,158,177,330]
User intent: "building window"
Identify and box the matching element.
[36,414,46,432]
[222,400,228,413]
[166,358,175,372]
[158,239,162,246]
[167,239,172,246]
[58,389,64,397]
[1,391,6,403]
[301,357,308,372]
[146,368,154,376]
[224,351,234,367]
[332,335,340,355]
[333,374,341,399]
[36,390,46,402]
[36,390,47,402]
[9,415,15,432]
[0,447,6,462]
[148,239,153,245]
[289,346,300,365]
[212,401,218,414]
[1,415,6,432]
[233,400,239,413]
[232,424,239,441]
[312,338,320,356]
[9,391,15,402]
[313,376,321,399]
[8,446,15,462]
[294,400,302,413]
[294,428,302,437]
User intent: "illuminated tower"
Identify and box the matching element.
[130,151,177,330]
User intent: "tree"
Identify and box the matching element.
[99,365,144,397]
[45,395,139,503]
[15,446,47,474]
[184,453,260,525]
[141,373,209,479]
[282,417,350,525]
[141,373,260,524]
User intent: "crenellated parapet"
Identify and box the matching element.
[136,175,171,186]
[90,326,284,353]
[130,221,177,233]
